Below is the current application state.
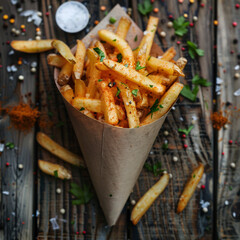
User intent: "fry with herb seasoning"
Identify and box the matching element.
[160,47,177,61]
[116,17,131,39]
[72,98,102,113]
[131,173,169,225]
[177,163,204,213]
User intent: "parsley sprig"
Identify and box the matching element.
[147,99,163,118]
[173,16,189,37]
[116,87,121,98]
[187,41,204,59]
[93,47,105,62]
[135,61,145,70]
[192,74,211,87]
[144,161,165,176]
[131,89,138,97]
[178,125,194,135]
[70,183,93,205]
[138,0,153,16]
[117,53,122,63]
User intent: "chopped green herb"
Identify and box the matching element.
[132,47,139,51]
[193,174,196,178]
[117,53,122,63]
[100,40,106,44]
[104,11,108,16]
[131,89,138,97]
[178,125,194,135]
[5,142,15,149]
[93,47,105,62]
[159,104,163,108]
[181,85,199,101]
[121,82,128,88]
[192,74,211,86]
[149,85,153,88]
[124,64,129,68]
[144,161,165,176]
[138,0,153,16]
[55,121,64,128]
[148,56,151,61]
[135,61,146,70]
[116,87,121,98]
[147,99,163,118]
[187,41,204,59]
[134,35,138,42]
[113,39,117,42]
[98,79,103,82]
[109,17,116,24]
[79,107,85,111]
[162,143,168,150]
[54,170,58,178]
[70,182,93,205]
[173,16,190,37]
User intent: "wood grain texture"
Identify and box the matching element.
[217,1,240,239]
[0,1,38,239]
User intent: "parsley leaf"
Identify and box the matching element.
[5,142,15,149]
[104,11,108,16]
[173,16,189,37]
[181,85,199,101]
[70,183,93,205]
[144,161,165,176]
[135,61,145,70]
[138,0,153,16]
[109,17,116,24]
[134,35,138,42]
[147,99,163,118]
[178,125,194,135]
[149,85,153,88]
[54,170,58,178]
[192,74,211,86]
[187,41,204,59]
[116,87,121,98]
[113,39,116,42]
[132,47,139,51]
[93,47,105,62]
[117,53,122,63]
[131,89,138,97]
[98,79,103,82]
[162,143,168,150]
[79,107,85,111]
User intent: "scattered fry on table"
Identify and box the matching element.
[160,47,177,61]
[177,163,204,214]
[36,132,85,167]
[131,173,170,225]
[47,53,67,68]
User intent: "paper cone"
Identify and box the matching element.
[54,5,171,225]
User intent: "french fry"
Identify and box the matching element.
[148,73,170,86]
[52,40,76,64]
[116,17,131,39]
[60,85,74,103]
[75,79,86,97]
[82,109,95,119]
[95,40,108,59]
[137,92,148,108]
[115,105,126,120]
[58,62,73,86]
[72,97,102,113]
[37,132,85,167]
[98,80,119,125]
[160,47,177,61]
[38,159,72,180]
[115,80,139,128]
[73,40,86,80]
[147,57,184,77]
[141,82,183,125]
[177,163,204,214]
[102,59,166,95]
[11,39,54,53]
[86,48,101,98]
[47,53,67,67]
[98,29,135,66]
[131,173,169,225]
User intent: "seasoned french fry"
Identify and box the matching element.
[98,80,119,125]
[131,173,169,225]
[60,84,74,103]
[148,73,170,86]
[137,92,148,108]
[73,40,86,80]
[82,109,95,119]
[58,62,73,86]
[98,29,135,66]
[177,163,204,214]
[52,40,76,64]
[160,47,177,61]
[38,159,72,180]
[47,53,67,67]
[95,40,108,59]
[103,59,166,95]
[75,79,86,97]
[141,82,183,125]
[86,48,101,98]
[72,97,102,113]
[115,105,126,121]
[115,80,139,128]
[36,132,85,167]
[147,57,184,76]
[116,17,131,39]
[11,40,54,53]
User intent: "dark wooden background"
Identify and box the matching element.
[0,0,239,239]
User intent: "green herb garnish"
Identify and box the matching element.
[113,39,116,42]
[109,17,116,24]
[192,74,211,86]
[98,79,103,82]
[147,99,163,118]
[149,85,153,88]
[134,35,138,41]
[117,53,122,63]
[148,56,151,61]
[144,161,165,176]
[5,142,15,149]
[104,11,108,16]
[54,170,58,178]
[135,61,145,70]
[181,85,199,101]
[193,174,196,178]
[178,125,194,135]
[116,87,121,98]
[79,107,85,111]
[162,143,168,150]
[187,41,204,59]
[70,183,93,205]
[138,0,153,16]
[93,47,105,62]
[132,47,139,51]
[131,89,138,97]
[173,16,189,37]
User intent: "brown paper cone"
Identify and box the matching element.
[54,5,171,225]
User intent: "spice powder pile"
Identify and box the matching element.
[210,111,228,130]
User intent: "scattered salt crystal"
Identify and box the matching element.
[7,66,12,72]
[149,151,154,155]
[233,212,236,218]
[36,210,40,217]
[131,199,136,205]
[143,31,148,35]
[157,56,163,59]
[216,77,223,84]
[200,200,210,208]
[50,217,60,230]
[11,0,18,5]
[172,106,176,110]
[20,10,35,17]
[169,173,173,178]
[234,65,240,70]
[31,61,37,68]
[9,76,14,81]
[0,143,4,152]
[11,65,17,72]
[59,219,67,223]
[233,88,240,96]
[2,191,9,195]
[12,212,15,216]
[224,200,229,206]
[8,50,14,56]
[20,10,42,26]
[215,85,221,93]
[179,117,184,121]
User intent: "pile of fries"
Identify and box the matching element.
[45,16,186,128]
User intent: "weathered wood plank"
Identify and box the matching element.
[0,1,38,239]
[217,0,240,239]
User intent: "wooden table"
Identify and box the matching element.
[0,0,239,239]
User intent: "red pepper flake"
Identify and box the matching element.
[189,22,194,27]
[22,221,25,225]
[82,230,86,235]
[168,14,173,19]
[7,218,10,221]
[181,47,185,51]
[223,69,226,73]
[182,134,186,138]
[45,12,50,16]
[0,65,3,68]
[229,140,233,144]
[177,41,181,45]
[151,0,155,3]
[222,152,225,155]
[76,232,79,235]
[201,185,205,189]
[183,144,188,148]
[236,3,240,9]
[22,28,26,32]
[6,40,10,45]
[232,22,237,27]
[6,162,10,167]
[230,50,234,54]
[200,3,205,7]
